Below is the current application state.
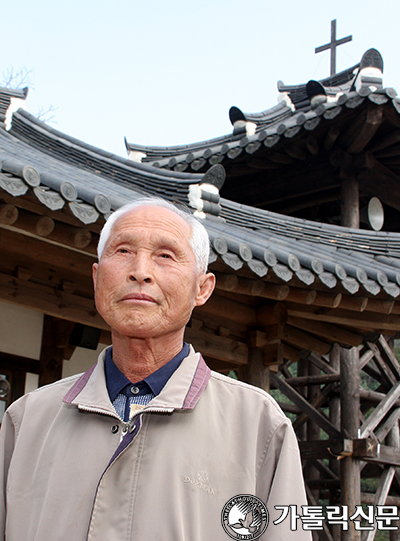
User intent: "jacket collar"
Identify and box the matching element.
[62,345,210,413]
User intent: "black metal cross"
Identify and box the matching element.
[315,20,352,76]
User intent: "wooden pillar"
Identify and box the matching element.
[388,423,400,541]
[39,316,75,387]
[307,358,321,504]
[296,356,308,441]
[239,341,270,392]
[340,346,361,541]
[341,176,359,228]
[329,344,341,541]
[248,347,270,391]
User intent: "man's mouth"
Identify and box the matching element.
[121,293,156,303]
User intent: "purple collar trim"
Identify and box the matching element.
[62,354,210,408]
[63,364,96,404]
[182,356,210,409]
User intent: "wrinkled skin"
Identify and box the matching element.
[92,206,215,380]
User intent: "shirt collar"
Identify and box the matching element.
[105,343,189,402]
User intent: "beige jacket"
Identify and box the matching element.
[0,347,311,540]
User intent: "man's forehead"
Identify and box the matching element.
[110,205,192,240]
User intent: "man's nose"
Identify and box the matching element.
[129,253,152,283]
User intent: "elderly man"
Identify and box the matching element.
[0,198,311,540]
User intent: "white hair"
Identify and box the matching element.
[97,197,210,274]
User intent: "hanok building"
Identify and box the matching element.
[1,47,400,540]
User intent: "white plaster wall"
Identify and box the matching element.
[62,342,108,378]
[25,372,39,394]
[0,300,43,360]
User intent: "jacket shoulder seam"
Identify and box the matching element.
[256,417,290,476]
[30,373,83,394]
[209,371,284,413]
[5,408,19,438]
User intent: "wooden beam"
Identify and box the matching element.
[0,204,18,225]
[282,343,303,363]
[283,373,340,386]
[267,151,294,164]
[359,347,375,369]
[270,373,341,438]
[0,190,103,233]
[306,135,319,155]
[184,327,247,365]
[323,125,340,151]
[366,341,398,386]
[363,444,400,468]
[195,294,256,327]
[47,221,93,250]
[347,104,383,154]
[359,389,400,410]
[285,303,400,332]
[0,351,40,374]
[340,346,361,541]
[370,129,400,152]
[0,227,95,277]
[361,492,400,506]
[373,142,400,158]
[0,271,108,330]
[375,408,400,443]
[0,251,94,299]
[13,208,55,237]
[386,423,400,518]
[377,335,400,379]
[287,316,363,347]
[39,316,75,386]
[299,439,377,460]
[359,381,400,439]
[285,145,307,160]
[262,341,285,366]
[357,155,400,212]
[329,344,341,528]
[313,291,342,308]
[341,175,359,228]
[308,351,338,375]
[339,295,368,312]
[365,298,394,314]
[256,302,288,327]
[281,324,332,355]
[240,344,270,391]
[306,486,336,541]
[285,288,317,305]
[214,272,289,300]
[293,382,337,432]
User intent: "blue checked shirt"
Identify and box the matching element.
[105,343,189,422]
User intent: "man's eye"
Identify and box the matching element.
[160,253,172,259]
[118,248,129,253]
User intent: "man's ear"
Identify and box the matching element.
[92,262,98,291]
[195,272,216,307]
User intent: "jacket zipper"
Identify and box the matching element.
[78,404,175,437]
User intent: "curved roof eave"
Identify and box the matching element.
[124,88,400,174]
[3,122,400,299]
[9,109,205,185]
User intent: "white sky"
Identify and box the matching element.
[2,0,399,157]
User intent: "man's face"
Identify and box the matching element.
[92,206,215,341]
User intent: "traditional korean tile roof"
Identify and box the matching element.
[0,86,27,130]
[1,95,400,301]
[124,49,398,178]
[2,107,224,222]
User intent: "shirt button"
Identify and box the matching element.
[131,386,139,395]
[111,425,119,434]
